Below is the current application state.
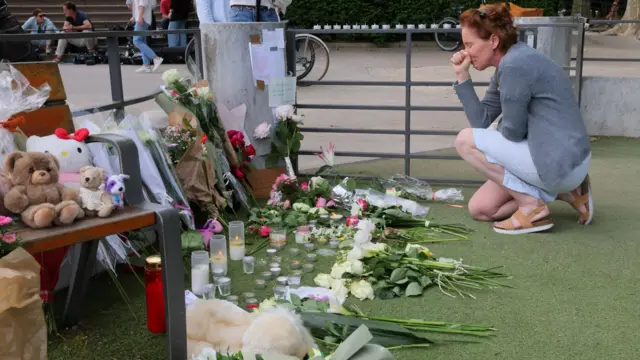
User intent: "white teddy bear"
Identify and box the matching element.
[26,128,92,188]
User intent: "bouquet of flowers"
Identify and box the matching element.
[227,130,256,181]
[266,105,304,177]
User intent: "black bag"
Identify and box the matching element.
[0,0,38,62]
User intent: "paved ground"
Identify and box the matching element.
[60,33,640,171]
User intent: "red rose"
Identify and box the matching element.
[245,144,256,157]
[232,166,245,180]
[201,134,208,144]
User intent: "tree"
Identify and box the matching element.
[603,0,640,38]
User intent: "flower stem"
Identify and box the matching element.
[386,343,431,351]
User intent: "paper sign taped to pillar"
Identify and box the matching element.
[268,75,296,107]
[262,28,285,49]
[248,43,285,87]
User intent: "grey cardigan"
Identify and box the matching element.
[454,42,590,188]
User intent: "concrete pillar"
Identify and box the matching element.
[200,22,287,169]
[514,16,576,71]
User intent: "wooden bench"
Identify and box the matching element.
[10,62,187,360]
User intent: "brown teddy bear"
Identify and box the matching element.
[3,152,85,229]
[78,166,115,218]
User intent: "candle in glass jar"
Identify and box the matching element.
[261,271,272,281]
[266,248,277,257]
[306,253,317,262]
[269,228,287,248]
[255,279,266,289]
[295,226,310,244]
[276,276,288,286]
[303,263,314,273]
[209,235,228,275]
[330,213,344,222]
[229,221,245,261]
[304,243,316,251]
[270,266,281,277]
[191,265,210,295]
[291,260,302,270]
[329,239,340,249]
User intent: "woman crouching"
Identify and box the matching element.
[451,4,593,234]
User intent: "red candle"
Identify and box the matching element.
[145,255,166,334]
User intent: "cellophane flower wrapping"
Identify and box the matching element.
[0,62,50,166]
[383,174,464,202]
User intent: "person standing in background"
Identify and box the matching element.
[195,0,229,23]
[22,8,57,54]
[168,0,191,47]
[159,0,171,29]
[132,0,164,72]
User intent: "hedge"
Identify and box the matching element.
[286,0,560,30]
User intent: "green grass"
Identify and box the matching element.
[49,137,640,360]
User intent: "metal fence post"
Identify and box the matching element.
[106,36,124,120]
[404,31,412,176]
[575,20,586,106]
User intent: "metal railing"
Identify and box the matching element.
[285,23,585,184]
[0,28,203,118]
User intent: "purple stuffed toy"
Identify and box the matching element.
[100,174,130,209]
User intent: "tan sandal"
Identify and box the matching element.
[568,175,593,225]
[493,205,554,235]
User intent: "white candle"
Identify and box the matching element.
[210,250,228,274]
[314,25,321,30]
[418,24,427,29]
[191,264,210,295]
[330,213,344,221]
[229,235,245,261]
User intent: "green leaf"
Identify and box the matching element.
[372,267,386,279]
[314,165,333,176]
[407,270,422,279]
[394,277,409,284]
[393,286,403,296]
[346,178,356,191]
[181,230,204,251]
[389,268,408,283]
[291,294,302,307]
[419,276,433,287]
[405,282,424,297]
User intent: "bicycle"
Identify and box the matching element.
[185,32,331,83]
[435,0,487,51]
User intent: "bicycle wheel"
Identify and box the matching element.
[435,18,462,52]
[295,34,330,82]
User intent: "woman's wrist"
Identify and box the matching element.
[455,71,471,84]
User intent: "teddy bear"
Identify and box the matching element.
[186,299,315,359]
[100,174,129,209]
[78,166,115,218]
[26,128,92,188]
[3,151,85,228]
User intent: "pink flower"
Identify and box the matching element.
[267,199,275,206]
[2,233,16,244]
[0,216,12,226]
[357,198,368,210]
[316,197,327,208]
[274,174,289,185]
[346,216,359,227]
[259,225,271,237]
[248,225,255,233]
[283,200,291,209]
[326,200,336,208]
[316,142,335,166]
[300,182,309,192]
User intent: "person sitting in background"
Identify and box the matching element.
[195,0,229,23]
[22,8,57,54]
[168,0,191,47]
[53,2,95,62]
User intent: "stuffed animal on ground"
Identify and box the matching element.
[26,128,92,188]
[78,165,115,218]
[186,299,314,359]
[3,152,85,228]
[100,174,129,209]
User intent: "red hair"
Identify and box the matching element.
[459,4,518,54]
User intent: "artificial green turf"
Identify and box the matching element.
[48,137,640,360]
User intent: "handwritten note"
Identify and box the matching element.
[248,43,285,87]
[262,28,285,49]
[268,76,296,107]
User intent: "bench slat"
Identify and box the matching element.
[19,206,156,253]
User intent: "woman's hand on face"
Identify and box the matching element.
[451,50,472,83]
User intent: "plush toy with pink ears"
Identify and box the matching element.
[100,174,130,209]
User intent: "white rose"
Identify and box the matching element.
[193,347,217,360]
[314,273,334,289]
[362,242,387,258]
[162,69,181,86]
[353,229,372,245]
[350,203,361,217]
[330,279,349,301]
[253,121,271,139]
[405,243,428,254]
[347,245,364,261]
[349,280,375,301]
[310,176,327,189]
[357,219,376,234]
[348,259,364,275]
[197,86,211,100]
[330,263,348,279]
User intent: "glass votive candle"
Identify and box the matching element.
[295,226,311,244]
[289,248,301,256]
[261,271,273,281]
[269,262,280,269]
[288,274,301,288]
[245,298,259,312]
[308,220,317,230]
[316,237,328,245]
[269,228,287,248]
[226,295,239,305]
[329,239,340,249]
[266,248,277,257]
[306,253,317,263]
[256,258,268,268]
[217,277,231,296]
[276,276,288,286]
[255,279,266,289]
[243,256,255,274]
[291,260,302,270]
[303,263,314,273]
[304,243,316,251]
[270,266,281,277]
[202,284,216,300]
[274,285,287,299]
[212,268,225,284]
[242,292,256,302]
